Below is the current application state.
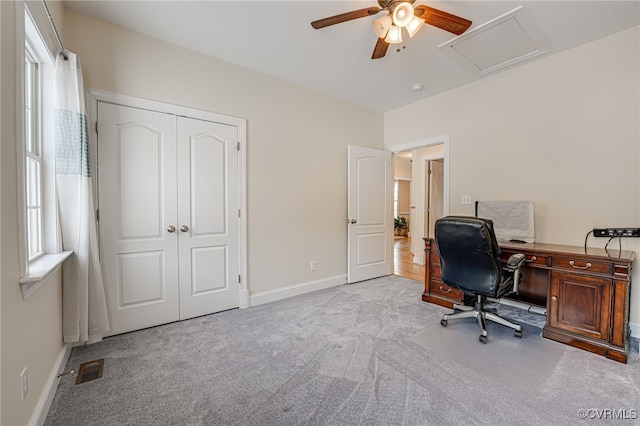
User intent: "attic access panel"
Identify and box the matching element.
[439,6,549,76]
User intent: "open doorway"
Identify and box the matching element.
[391,136,448,281]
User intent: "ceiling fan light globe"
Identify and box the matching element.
[384,25,403,44]
[391,2,414,28]
[372,15,392,38]
[406,16,425,38]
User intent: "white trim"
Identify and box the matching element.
[30,343,72,426]
[24,1,57,62]
[88,89,246,127]
[86,89,249,309]
[237,121,248,308]
[250,275,347,307]
[19,251,72,299]
[16,0,28,281]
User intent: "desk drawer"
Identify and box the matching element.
[430,279,463,300]
[501,250,547,266]
[552,257,612,275]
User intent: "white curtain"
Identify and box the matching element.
[55,52,109,344]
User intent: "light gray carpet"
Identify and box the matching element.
[45,276,640,425]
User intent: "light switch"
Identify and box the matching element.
[461,195,472,205]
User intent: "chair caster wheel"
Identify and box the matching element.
[479,335,488,344]
[514,330,522,338]
[440,319,448,327]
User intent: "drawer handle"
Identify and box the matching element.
[439,286,452,294]
[569,260,592,270]
[525,256,537,263]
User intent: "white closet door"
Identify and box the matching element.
[176,117,239,319]
[98,102,179,335]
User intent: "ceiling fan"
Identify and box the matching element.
[311,0,472,59]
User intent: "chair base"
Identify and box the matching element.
[441,295,522,343]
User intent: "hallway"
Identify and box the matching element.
[394,237,425,282]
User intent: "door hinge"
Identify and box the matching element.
[95,121,99,134]
[96,209,99,221]
[238,275,241,284]
[238,209,241,218]
[237,142,240,151]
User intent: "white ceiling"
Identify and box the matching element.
[63,1,640,112]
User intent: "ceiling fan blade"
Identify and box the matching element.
[371,37,389,59]
[415,5,472,35]
[311,7,381,29]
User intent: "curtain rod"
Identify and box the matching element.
[41,0,68,60]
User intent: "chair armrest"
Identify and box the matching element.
[506,253,526,270]
[504,253,526,294]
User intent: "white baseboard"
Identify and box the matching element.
[31,343,72,426]
[250,275,347,307]
[630,321,639,339]
[239,288,250,309]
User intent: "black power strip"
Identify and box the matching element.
[593,228,640,238]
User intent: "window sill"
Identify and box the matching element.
[19,251,73,299]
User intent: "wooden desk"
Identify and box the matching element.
[423,238,635,363]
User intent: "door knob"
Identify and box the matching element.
[167,225,176,233]
[180,225,189,232]
[348,219,357,224]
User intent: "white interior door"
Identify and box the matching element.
[347,145,393,283]
[177,117,239,320]
[98,102,179,335]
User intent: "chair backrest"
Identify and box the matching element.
[434,216,502,297]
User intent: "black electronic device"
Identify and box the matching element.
[593,228,640,238]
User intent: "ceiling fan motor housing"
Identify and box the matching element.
[377,0,417,9]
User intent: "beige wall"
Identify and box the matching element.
[393,157,412,180]
[385,26,640,326]
[397,181,411,215]
[1,1,66,425]
[62,9,384,295]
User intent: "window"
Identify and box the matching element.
[24,43,44,260]
[19,6,71,298]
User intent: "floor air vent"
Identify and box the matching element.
[76,359,104,384]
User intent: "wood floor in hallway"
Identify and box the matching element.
[394,236,425,282]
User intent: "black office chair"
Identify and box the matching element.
[435,216,526,343]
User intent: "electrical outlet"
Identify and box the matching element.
[593,228,640,238]
[20,367,28,402]
[310,260,317,272]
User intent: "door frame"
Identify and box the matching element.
[86,89,249,309]
[388,134,450,264]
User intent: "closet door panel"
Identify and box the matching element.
[98,102,179,335]
[177,117,240,320]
